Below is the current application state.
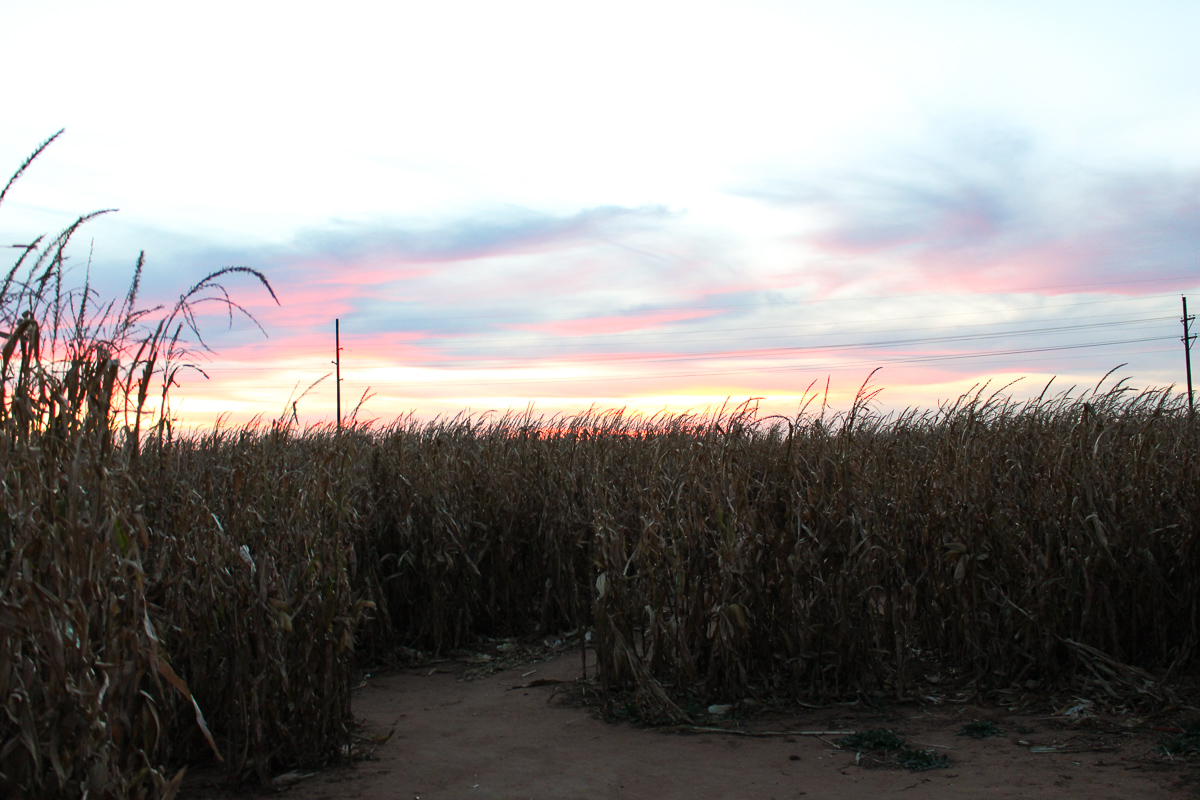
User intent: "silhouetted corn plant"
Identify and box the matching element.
[0,133,372,798]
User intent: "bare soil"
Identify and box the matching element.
[186,649,1199,800]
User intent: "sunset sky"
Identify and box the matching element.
[3,0,1198,425]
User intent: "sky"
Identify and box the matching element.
[2,0,1198,426]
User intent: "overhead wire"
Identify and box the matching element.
[386,316,1177,365]
[206,288,1190,343]
[201,313,1177,371]
[161,280,1194,392]
[232,278,1199,327]
[182,336,1177,390]
[192,289,1185,355]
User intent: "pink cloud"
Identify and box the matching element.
[747,135,1200,301]
[505,308,720,337]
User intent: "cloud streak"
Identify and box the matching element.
[76,124,1195,427]
[744,127,1200,296]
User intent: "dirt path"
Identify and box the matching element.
[188,650,1196,799]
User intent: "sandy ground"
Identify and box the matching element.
[186,649,1198,800]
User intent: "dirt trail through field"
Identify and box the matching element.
[188,650,1195,799]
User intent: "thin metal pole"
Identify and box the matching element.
[1184,298,1195,416]
[336,319,340,431]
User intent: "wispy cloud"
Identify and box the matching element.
[743,127,1200,295]
[505,308,720,337]
[137,204,694,336]
[78,127,1194,426]
[283,205,668,266]
[145,202,756,371]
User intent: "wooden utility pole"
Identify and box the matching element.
[1183,297,1195,415]
[336,319,340,431]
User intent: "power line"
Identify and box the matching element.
[382,335,1178,384]
[200,315,1176,370]
[197,287,1196,338]
[378,315,1177,361]
[174,337,1177,390]
[198,309,1176,359]
[165,291,1193,398]
[391,311,1173,350]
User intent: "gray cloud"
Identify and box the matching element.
[742,127,1200,291]
[117,201,757,360]
[281,204,674,266]
[94,203,682,325]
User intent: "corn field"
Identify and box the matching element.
[3,135,1200,798]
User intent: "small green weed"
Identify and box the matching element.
[835,729,907,750]
[836,729,951,771]
[1159,722,1200,756]
[893,747,952,771]
[958,720,1003,739]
